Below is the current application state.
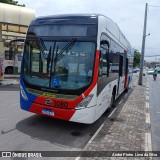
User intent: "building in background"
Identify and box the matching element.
[0,3,35,80]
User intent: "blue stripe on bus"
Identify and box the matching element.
[20,76,37,111]
[20,95,33,111]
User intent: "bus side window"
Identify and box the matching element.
[99,47,108,78]
[99,33,110,78]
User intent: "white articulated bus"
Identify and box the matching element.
[20,14,134,124]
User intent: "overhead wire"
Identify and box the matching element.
[148,4,160,11]
[148,5,160,8]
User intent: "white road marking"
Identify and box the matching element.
[119,99,123,105]
[146,113,151,124]
[145,82,152,158]
[128,89,132,93]
[108,108,117,118]
[146,96,149,101]
[145,133,152,151]
[146,102,149,109]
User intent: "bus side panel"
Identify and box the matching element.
[95,79,118,121]
[69,106,96,124]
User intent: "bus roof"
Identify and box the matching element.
[33,14,102,20]
[30,14,132,52]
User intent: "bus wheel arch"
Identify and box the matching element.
[110,85,116,107]
[5,66,13,74]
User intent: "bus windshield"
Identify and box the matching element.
[22,38,95,90]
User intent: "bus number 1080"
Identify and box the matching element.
[54,100,69,108]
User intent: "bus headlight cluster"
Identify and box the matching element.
[20,85,28,100]
[75,94,94,110]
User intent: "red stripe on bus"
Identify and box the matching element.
[29,103,76,121]
[83,50,100,96]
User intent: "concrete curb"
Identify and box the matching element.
[0,79,19,86]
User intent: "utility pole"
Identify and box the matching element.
[139,3,148,85]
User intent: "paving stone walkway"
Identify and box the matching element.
[80,81,153,160]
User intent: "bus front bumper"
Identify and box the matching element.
[22,102,96,124]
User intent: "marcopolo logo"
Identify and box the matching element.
[45,99,52,105]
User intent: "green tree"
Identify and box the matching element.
[133,49,141,68]
[0,0,25,7]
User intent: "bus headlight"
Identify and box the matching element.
[75,94,94,110]
[20,85,28,100]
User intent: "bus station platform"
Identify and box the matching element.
[79,77,153,160]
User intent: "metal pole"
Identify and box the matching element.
[139,3,148,85]
[0,24,4,80]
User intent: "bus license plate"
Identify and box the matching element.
[42,109,54,116]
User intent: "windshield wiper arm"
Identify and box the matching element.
[47,45,52,73]
[57,38,76,61]
[49,42,56,87]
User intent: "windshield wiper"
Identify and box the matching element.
[49,42,56,87]
[56,38,76,61]
[47,46,52,73]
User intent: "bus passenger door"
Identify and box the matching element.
[118,55,124,94]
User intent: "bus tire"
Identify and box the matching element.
[5,67,13,74]
[110,89,116,108]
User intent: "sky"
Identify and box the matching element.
[18,0,160,62]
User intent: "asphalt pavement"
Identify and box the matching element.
[147,74,160,152]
